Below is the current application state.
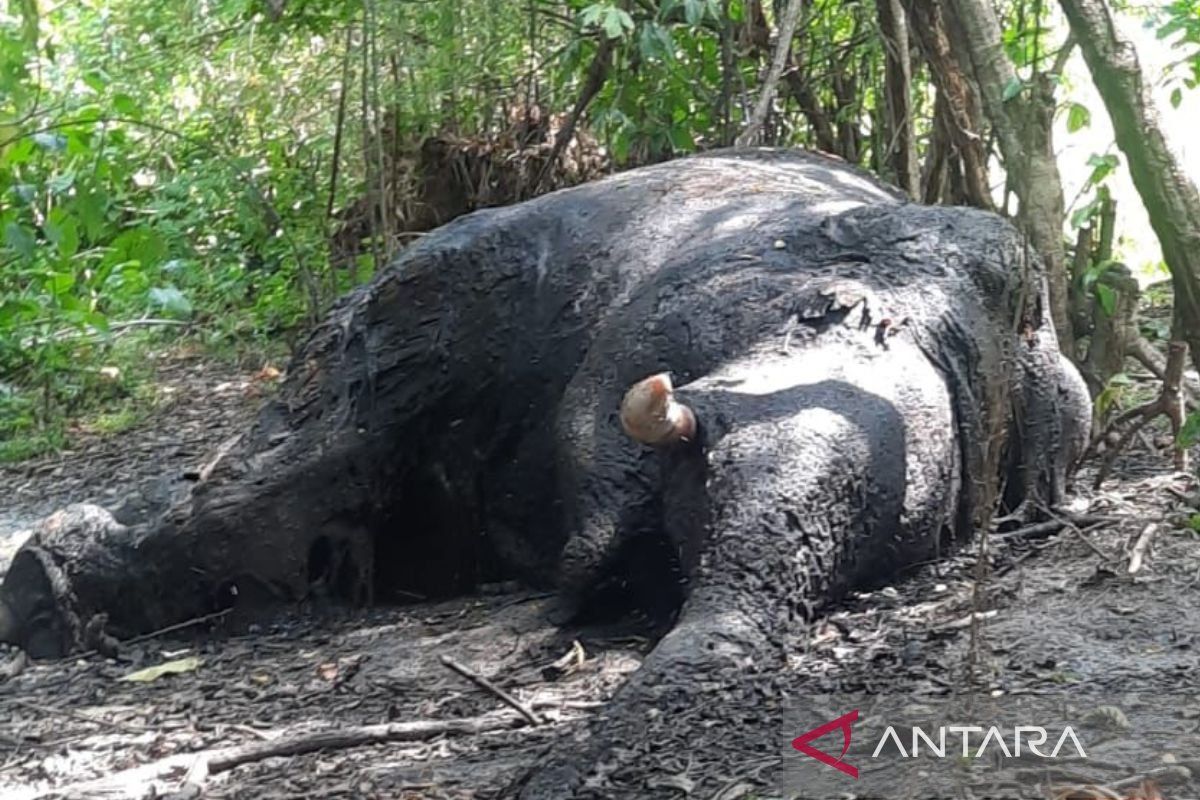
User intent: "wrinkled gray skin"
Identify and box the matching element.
[0,151,1088,797]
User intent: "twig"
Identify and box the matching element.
[1069,522,1116,562]
[440,655,542,725]
[1127,523,1158,574]
[56,608,234,664]
[122,607,234,647]
[12,698,147,734]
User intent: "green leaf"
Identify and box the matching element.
[684,0,704,25]
[1086,153,1120,186]
[0,299,40,326]
[1171,87,1184,108]
[148,286,193,318]
[598,8,634,39]
[82,69,108,93]
[2,137,35,167]
[579,4,604,27]
[47,172,75,194]
[75,188,110,241]
[4,222,35,259]
[112,93,139,117]
[1070,195,1102,228]
[1095,283,1116,317]
[1002,76,1024,102]
[119,656,201,682]
[639,22,675,60]
[1082,258,1117,290]
[44,210,79,259]
[1066,103,1091,133]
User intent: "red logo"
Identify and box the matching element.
[791,709,859,779]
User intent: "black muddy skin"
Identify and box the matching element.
[0,150,1088,796]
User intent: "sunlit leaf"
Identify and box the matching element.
[1086,153,1120,186]
[112,93,139,118]
[82,69,108,93]
[1066,103,1091,133]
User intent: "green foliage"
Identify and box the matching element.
[1094,372,1131,421]
[1066,102,1091,133]
[1070,164,1119,228]
[0,0,1110,462]
[1155,1,1200,89]
[1179,409,1200,448]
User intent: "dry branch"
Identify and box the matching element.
[44,712,527,799]
[737,0,805,147]
[440,655,542,725]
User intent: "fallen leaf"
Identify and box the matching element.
[119,656,201,682]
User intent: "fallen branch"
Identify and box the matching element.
[1127,523,1158,575]
[43,711,527,799]
[991,514,1119,542]
[1088,340,1189,489]
[206,713,523,773]
[440,655,542,725]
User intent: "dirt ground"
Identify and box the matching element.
[2,350,1200,799]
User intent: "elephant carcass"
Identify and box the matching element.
[0,150,1087,796]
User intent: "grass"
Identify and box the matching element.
[0,325,291,465]
[0,428,65,463]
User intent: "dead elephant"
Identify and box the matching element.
[0,149,1089,797]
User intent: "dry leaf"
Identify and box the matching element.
[119,656,201,682]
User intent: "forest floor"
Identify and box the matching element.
[1,350,1200,799]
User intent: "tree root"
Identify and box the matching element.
[1088,340,1189,489]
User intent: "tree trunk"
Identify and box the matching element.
[941,0,1074,359]
[877,0,919,197]
[1059,0,1200,372]
[737,0,805,146]
[1083,262,1140,398]
[901,0,993,211]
